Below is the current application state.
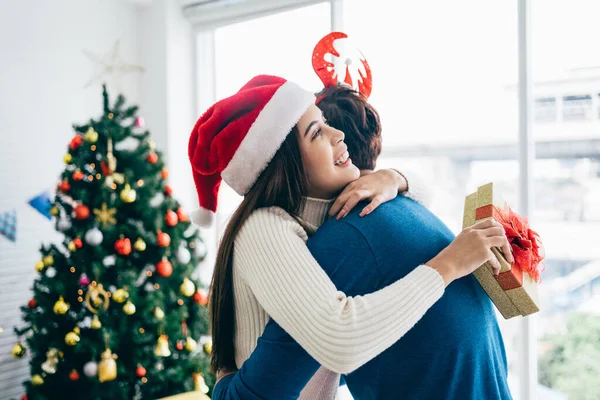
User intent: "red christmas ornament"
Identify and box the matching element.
[115,238,132,256]
[160,169,169,179]
[70,135,83,150]
[176,207,188,222]
[193,289,209,306]
[100,161,111,176]
[27,299,37,309]
[74,205,90,220]
[156,259,173,278]
[165,210,178,227]
[72,170,84,181]
[157,231,171,248]
[147,152,158,164]
[136,365,146,378]
[73,238,83,249]
[21,395,28,400]
[176,341,184,351]
[164,185,173,196]
[69,370,80,381]
[59,180,71,192]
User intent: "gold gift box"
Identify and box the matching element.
[462,182,540,319]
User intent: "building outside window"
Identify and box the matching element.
[562,94,592,121]
[535,97,557,123]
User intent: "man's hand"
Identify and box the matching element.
[329,169,404,220]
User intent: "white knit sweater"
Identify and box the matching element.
[231,172,444,398]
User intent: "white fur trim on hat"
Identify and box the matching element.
[190,207,215,227]
[221,80,315,196]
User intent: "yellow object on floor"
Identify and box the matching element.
[157,392,210,400]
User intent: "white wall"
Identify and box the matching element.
[137,0,205,281]
[0,1,140,398]
[138,0,197,213]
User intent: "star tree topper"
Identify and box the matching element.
[83,40,144,91]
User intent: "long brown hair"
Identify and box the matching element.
[209,127,308,372]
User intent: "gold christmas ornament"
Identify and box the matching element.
[112,173,125,185]
[53,296,70,315]
[134,237,146,252]
[120,184,137,203]
[35,260,45,272]
[203,340,212,355]
[41,348,60,374]
[91,315,102,330]
[68,241,77,252]
[98,348,118,382]
[154,307,165,320]
[31,374,44,386]
[154,335,171,357]
[85,283,110,314]
[84,127,99,143]
[94,203,117,227]
[179,277,196,297]
[106,137,117,173]
[50,206,59,216]
[11,342,26,359]
[43,255,54,266]
[112,288,129,303]
[64,153,72,164]
[185,337,197,352]
[65,331,80,346]
[123,301,136,315]
[193,373,210,394]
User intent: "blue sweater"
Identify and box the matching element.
[213,196,511,400]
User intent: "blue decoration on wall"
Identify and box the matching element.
[0,210,17,242]
[28,190,53,220]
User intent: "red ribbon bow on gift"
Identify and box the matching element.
[495,205,545,283]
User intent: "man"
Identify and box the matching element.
[212,86,512,399]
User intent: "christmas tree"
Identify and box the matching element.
[12,85,215,400]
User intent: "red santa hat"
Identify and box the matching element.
[188,75,315,227]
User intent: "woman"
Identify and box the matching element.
[188,75,510,387]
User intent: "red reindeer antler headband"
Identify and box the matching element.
[312,31,373,99]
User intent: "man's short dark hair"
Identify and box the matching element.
[317,85,382,170]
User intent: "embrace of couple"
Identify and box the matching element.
[187,33,513,400]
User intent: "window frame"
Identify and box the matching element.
[190,1,536,398]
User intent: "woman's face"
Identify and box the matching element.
[296,104,360,199]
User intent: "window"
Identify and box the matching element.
[194,1,600,398]
[535,97,557,123]
[214,3,330,100]
[533,1,600,399]
[344,2,522,395]
[562,94,592,121]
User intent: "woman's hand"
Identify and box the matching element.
[329,169,405,220]
[426,219,514,286]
